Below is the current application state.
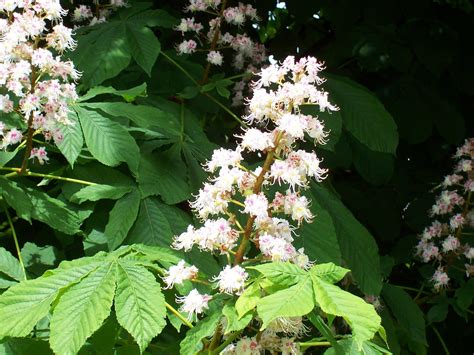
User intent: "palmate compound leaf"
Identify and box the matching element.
[0,247,175,353]
[0,256,106,338]
[114,261,167,352]
[50,262,117,355]
[310,273,382,347]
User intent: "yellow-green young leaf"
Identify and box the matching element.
[50,262,117,355]
[222,301,252,334]
[309,263,350,284]
[311,275,381,347]
[248,262,308,286]
[257,276,314,329]
[235,279,261,318]
[0,259,103,338]
[115,261,166,352]
[180,312,221,355]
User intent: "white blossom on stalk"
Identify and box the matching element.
[244,193,269,220]
[176,289,212,320]
[415,138,474,291]
[163,260,198,289]
[213,265,248,294]
[207,50,223,65]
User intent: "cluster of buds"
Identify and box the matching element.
[164,56,338,351]
[0,0,79,163]
[415,138,474,291]
[176,0,267,106]
[70,0,127,28]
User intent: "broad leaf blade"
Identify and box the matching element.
[0,247,24,282]
[311,274,381,346]
[50,262,117,355]
[76,106,140,173]
[56,111,84,167]
[115,261,166,352]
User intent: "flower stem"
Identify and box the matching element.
[201,0,228,84]
[2,202,26,280]
[209,330,243,354]
[234,132,283,265]
[431,325,450,355]
[0,167,97,186]
[203,93,247,127]
[165,302,194,329]
[299,341,331,349]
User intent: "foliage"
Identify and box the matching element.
[0,0,472,354]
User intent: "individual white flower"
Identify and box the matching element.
[235,336,260,355]
[207,50,223,66]
[464,247,474,260]
[277,113,307,139]
[441,235,460,253]
[238,128,274,152]
[176,289,212,320]
[204,147,243,172]
[213,265,248,294]
[267,317,309,337]
[244,193,269,219]
[172,225,198,251]
[163,260,198,289]
[176,39,197,55]
[432,268,449,291]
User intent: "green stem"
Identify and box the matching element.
[299,341,331,349]
[2,202,26,280]
[161,51,246,127]
[203,93,247,127]
[209,331,243,355]
[165,302,194,329]
[161,52,200,86]
[393,284,430,295]
[0,167,97,186]
[431,325,450,355]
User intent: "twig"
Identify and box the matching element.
[2,202,26,280]
[0,167,97,186]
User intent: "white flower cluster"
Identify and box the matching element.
[0,0,79,161]
[175,0,265,68]
[175,0,267,107]
[166,57,337,336]
[415,138,474,291]
[221,317,307,354]
[70,0,127,28]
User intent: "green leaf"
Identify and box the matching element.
[235,278,261,318]
[455,279,474,311]
[78,83,147,103]
[311,274,381,346]
[179,311,221,355]
[298,191,342,264]
[324,338,391,355]
[56,111,83,167]
[71,184,133,204]
[0,258,104,337]
[50,262,116,355]
[137,150,191,204]
[310,184,382,294]
[126,197,185,247]
[426,302,449,324]
[136,9,178,28]
[0,177,33,221]
[309,263,350,284]
[21,242,61,277]
[325,74,398,154]
[126,24,160,76]
[257,276,314,329]
[115,261,166,352]
[382,284,427,346]
[105,189,141,250]
[82,102,180,137]
[248,262,307,286]
[70,22,131,88]
[27,188,82,235]
[130,244,183,268]
[0,338,53,355]
[222,301,252,334]
[76,106,140,173]
[0,247,24,282]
